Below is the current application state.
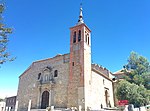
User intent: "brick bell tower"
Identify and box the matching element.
[67,5,92,110]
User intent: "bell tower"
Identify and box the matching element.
[67,5,92,110]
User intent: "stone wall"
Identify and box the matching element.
[17,54,70,111]
[90,70,114,110]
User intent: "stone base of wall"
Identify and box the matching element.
[31,109,46,111]
[31,108,71,111]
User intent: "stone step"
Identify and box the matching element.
[31,109,46,111]
[30,109,71,111]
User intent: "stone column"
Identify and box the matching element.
[51,89,54,106]
[51,106,54,111]
[5,107,8,111]
[8,107,11,111]
[15,101,18,111]
[37,86,41,108]
[28,100,32,111]
[79,105,82,111]
[49,90,51,107]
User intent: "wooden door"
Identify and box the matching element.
[41,91,49,109]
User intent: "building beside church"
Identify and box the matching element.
[16,6,115,111]
[5,96,16,111]
[113,70,127,80]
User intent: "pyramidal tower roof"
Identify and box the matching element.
[77,3,84,25]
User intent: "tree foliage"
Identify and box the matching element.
[124,52,150,73]
[142,72,150,90]
[123,52,150,89]
[116,52,150,107]
[0,98,4,102]
[116,80,150,107]
[0,4,14,65]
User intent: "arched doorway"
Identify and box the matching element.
[41,91,49,109]
[105,90,109,107]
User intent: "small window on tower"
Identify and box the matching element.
[73,31,76,43]
[78,30,81,42]
[72,62,74,66]
[54,70,58,77]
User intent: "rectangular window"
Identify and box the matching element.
[78,30,81,42]
[73,31,76,43]
[72,62,74,66]
[54,70,58,77]
[88,36,89,45]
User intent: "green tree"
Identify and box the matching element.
[0,4,14,65]
[123,52,150,89]
[116,80,150,107]
[137,85,150,106]
[142,72,150,90]
[124,52,150,74]
[0,98,3,102]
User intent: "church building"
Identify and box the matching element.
[16,6,115,111]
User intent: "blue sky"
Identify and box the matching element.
[0,0,150,98]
